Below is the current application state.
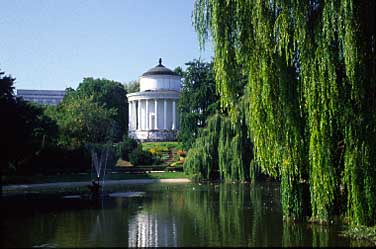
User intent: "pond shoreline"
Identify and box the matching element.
[2,178,191,195]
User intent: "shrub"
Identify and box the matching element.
[149,147,157,155]
[148,145,162,158]
[14,143,123,176]
[19,145,91,175]
[177,150,186,157]
[117,136,138,161]
[129,145,154,166]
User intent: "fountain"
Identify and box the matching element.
[87,144,111,199]
[85,143,146,202]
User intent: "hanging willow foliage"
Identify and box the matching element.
[184,97,253,182]
[193,0,375,225]
[184,113,221,181]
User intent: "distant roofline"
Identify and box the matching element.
[17,89,66,93]
[139,73,181,79]
[16,89,66,97]
[17,89,66,92]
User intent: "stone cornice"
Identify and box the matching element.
[139,74,181,80]
[127,90,180,101]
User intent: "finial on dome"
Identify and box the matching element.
[159,58,162,65]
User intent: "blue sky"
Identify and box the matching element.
[0,0,213,90]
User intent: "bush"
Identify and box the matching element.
[129,145,154,166]
[148,145,167,163]
[18,145,91,175]
[117,136,138,161]
[177,149,186,157]
[16,143,119,176]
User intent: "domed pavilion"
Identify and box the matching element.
[127,59,181,141]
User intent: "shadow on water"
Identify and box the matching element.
[1,182,373,247]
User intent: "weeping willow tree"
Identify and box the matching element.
[184,96,253,182]
[192,0,375,226]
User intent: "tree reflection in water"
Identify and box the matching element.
[2,182,370,247]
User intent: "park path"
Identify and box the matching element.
[2,178,191,192]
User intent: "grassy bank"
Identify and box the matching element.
[141,141,183,151]
[2,171,187,185]
[342,225,376,246]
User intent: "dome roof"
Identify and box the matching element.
[141,58,179,77]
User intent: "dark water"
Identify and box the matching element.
[1,182,371,247]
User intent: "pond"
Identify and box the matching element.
[1,182,371,247]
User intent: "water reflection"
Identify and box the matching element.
[128,212,177,247]
[2,182,371,247]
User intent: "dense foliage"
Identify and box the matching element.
[117,136,138,161]
[192,0,375,226]
[41,78,130,174]
[178,59,219,149]
[67,77,128,141]
[185,96,254,182]
[45,77,129,147]
[0,71,58,174]
[45,96,117,148]
[2,73,130,176]
[124,80,140,94]
[128,144,154,166]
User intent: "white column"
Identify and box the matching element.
[154,99,158,129]
[163,99,167,130]
[130,101,132,130]
[134,101,137,129]
[128,101,132,130]
[137,99,141,130]
[145,99,149,130]
[172,100,176,130]
[133,101,136,130]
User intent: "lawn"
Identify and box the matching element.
[141,141,183,151]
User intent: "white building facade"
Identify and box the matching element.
[127,59,181,141]
[16,89,66,105]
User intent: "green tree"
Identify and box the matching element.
[0,71,16,105]
[124,80,140,94]
[177,59,219,149]
[173,66,184,77]
[68,78,128,141]
[47,95,117,148]
[0,70,58,173]
[193,0,376,226]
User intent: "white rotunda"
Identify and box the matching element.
[127,59,181,141]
